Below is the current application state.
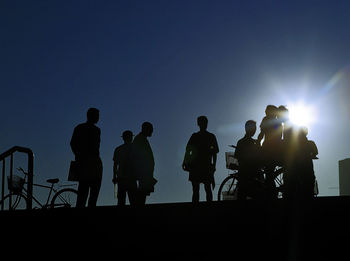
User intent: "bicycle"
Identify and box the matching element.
[0,167,78,210]
[217,145,284,201]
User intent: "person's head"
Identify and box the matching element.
[296,126,308,142]
[265,105,277,117]
[141,122,153,137]
[245,120,256,137]
[87,108,99,124]
[122,130,133,143]
[300,126,308,137]
[197,116,208,131]
[278,105,289,122]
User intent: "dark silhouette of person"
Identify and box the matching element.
[132,122,156,205]
[257,105,282,199]
[113,130,137,206]
[278,105,293,143]
[283,126,317,201]
[70,108,103,207]
[182,116,219,203]
[234,120,263,200]
[257,105,280,146]
[302,126,318,160]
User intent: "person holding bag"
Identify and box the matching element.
[70,107,103,208]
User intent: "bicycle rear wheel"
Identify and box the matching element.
[0,193,27,210]
[50,188,78,208]
[217,174,238,201]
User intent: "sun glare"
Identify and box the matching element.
[287,101,317,128]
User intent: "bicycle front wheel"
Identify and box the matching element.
[0,193,27,210]
[217,175,238,201]
[50,188,78,208]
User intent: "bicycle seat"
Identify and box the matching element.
[47,178,59,184]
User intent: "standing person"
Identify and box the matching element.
[70,108,103,207]
[182,116,219,203]
[132,122,156,205]
[257,105,280,146]
[283,126,317,201]
[234,120,263,200]
[113,130,137,206]
[278,105,293,143]
[257,105,281,200]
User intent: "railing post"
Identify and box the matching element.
[0,146,34,211]
[1,159,5,211]
[9,154,13,210]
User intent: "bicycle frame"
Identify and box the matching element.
[20,182,59,208]
[219,144,286,200]
[15,167,64,208]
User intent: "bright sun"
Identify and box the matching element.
[287,101,317,128]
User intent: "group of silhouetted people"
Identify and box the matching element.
[69,106,318,207]
[234,105,318,202]
[70,108,156,207]
[112,122,156,206]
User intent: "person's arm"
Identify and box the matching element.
[211,134,219,171]
[70,126,79,157]
[234,140,241,161]
[257,131,264,145]
[308,140,318,159]
[182,135,194,171]
[212,153,217,171]
[257,118,266,145]
[112,149,118,184]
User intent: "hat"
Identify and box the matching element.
[122,130,134,139]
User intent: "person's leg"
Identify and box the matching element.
[87,179,101,207]
[237,181,247,200]
[127,180,138,205]
[204,182,213,202]
[299,175,315,200]
[191,181,200,203]
[136,191,147,205]
[76,182,89,207]
[117,185,127,206]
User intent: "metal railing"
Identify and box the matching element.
[0,146,34,210]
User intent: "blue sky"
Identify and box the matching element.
[1,1,350,205]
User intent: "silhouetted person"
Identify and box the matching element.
[113,130,137,206]
[234,120,263,200]
[182,116,219,203]
[70,108,103,207]
[278,105,293,143]
[303,126,318,160]
[257,105,280,146]
[132,122,156,205]
[258,105,282,199]
[283,126,317,201]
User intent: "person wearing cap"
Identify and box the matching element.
[113,130,137,205]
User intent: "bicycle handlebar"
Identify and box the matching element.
[17,167,28,176]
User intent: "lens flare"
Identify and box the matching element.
[288,101,317,128]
